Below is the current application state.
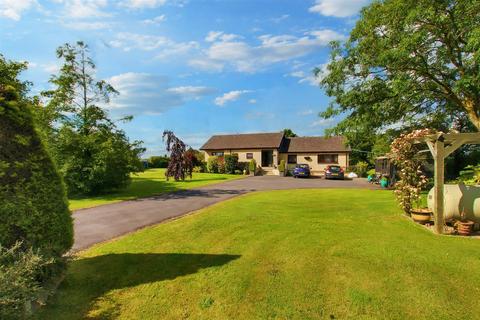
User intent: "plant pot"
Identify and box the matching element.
[457,220,474,236]
[411,208,432,224]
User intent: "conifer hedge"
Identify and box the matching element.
[0,84,73,257]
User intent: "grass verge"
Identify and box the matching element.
[41,189,480,319]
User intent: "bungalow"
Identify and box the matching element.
[200,132,351,176]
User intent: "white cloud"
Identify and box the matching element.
[142,14,165,24]
[205,31,240,42]
[61,0,110,19]
[29,61,60,73]
[0,0,36,20]
[248,99,257,104]
[187,58,224,72]
[214,90,251,106]
[194,29,345,73]
[309,0,369,18]
[288,63,329,86]
[167,86,216,98]
[120,0,167,9]
[106,72,215,115]
[109,32,198,60]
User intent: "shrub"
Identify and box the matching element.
[249,159,256,174]
[217,157,226,174]
[458,164,480,185]
[354,161,369,177]
[237,161,249,174]
[148,156,169,168]
[390,129,434,214]
[224,154,239,174]
[0,84,73,258]
[279,159,286,172]
[367,168,376,176]
[234,169,242,175]
[0,243,53,320]
[207,156,219,173]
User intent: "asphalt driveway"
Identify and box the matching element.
[72,176,378,251]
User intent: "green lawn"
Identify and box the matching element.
[69,169,243,210]
[39,189,480,319]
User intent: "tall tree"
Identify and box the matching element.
[40,42,144,195]
[283,128,297,137]
[318,0,480,151]
[0,55,73,257]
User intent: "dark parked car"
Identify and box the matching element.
[324,165,344,180]
[293,164,311,178]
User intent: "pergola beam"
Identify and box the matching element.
[418,132,480,234]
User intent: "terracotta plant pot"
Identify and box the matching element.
[457,221,474,236]
[411,208,432,224]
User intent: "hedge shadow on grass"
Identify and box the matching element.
[39,253,240,319]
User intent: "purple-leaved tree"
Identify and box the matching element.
[162,130,193,181]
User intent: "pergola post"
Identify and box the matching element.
[433,138,445,234]
[418,132,480,235]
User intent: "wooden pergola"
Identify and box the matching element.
[420,132,480,234]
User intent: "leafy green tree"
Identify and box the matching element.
[283,128,297,137]
[0,55,73,257]
[39,42,144,195]
[318,0,480,153]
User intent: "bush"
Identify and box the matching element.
[0,243,54,320]
[279,159,286,172]
[148,156,169,168]
[57,127,144,195]
[249,159,256,174]
[217,157,226,174]
[237,161,249,174]
[458,164,480,185]
[367,168,376,176]
[224,154,239,174]
[207,156,219,173]
[0,84,73,258]
[354,161,369,177]
[234,169,242,175]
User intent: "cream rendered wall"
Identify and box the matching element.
[203,150,262,166]
[283,152,349,176]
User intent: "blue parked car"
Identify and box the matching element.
[293,164,311,178]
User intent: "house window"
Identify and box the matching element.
[246,153,253,159]
[211,151,224,157]
[318,154,338,164]
[288,154,297,164]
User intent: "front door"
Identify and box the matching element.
[261,150,273,167]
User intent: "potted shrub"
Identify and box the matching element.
[411,208,432,224]
[455,211,475,236]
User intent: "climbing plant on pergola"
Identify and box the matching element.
[417,132,480,234]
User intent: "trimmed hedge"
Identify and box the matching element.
[0,85,73,257]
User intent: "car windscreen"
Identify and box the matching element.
[297,164,309,169]
[329,166,341,172]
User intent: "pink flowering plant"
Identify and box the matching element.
[390,129,435,215]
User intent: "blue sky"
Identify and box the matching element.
[0,0,369,156]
